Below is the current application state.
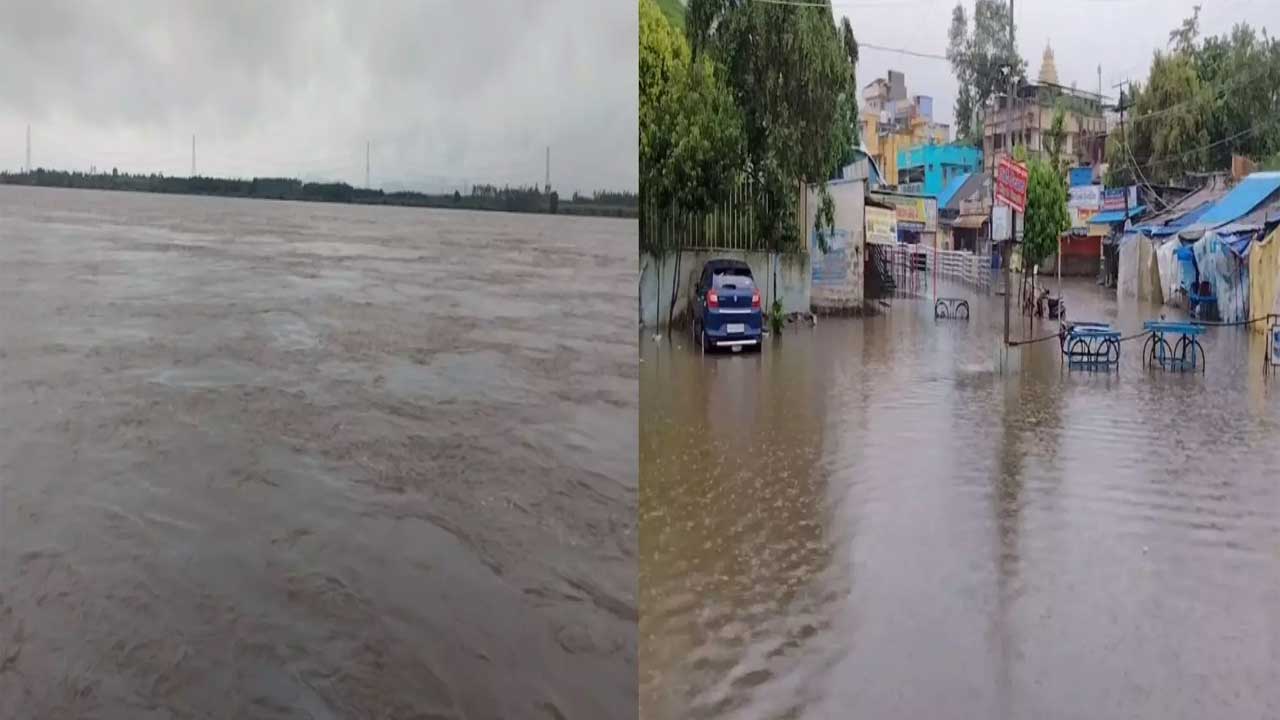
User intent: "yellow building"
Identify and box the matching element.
[860,111,948,186]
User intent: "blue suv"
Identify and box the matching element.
[690,259,763,352]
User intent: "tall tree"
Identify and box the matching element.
[1169,4,1201,54]
[686,0,854,252]
[947,0,1026,147]
[639,0,741,228]
[1043,104,1067,175]
[834,16,862,167]
[1022,156,1069,274]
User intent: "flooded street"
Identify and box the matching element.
[0,186,637,719]
[641,277,1280,719]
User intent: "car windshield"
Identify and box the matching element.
[712,271,753,289]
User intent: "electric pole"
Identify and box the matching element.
[191,134,196,177]
[1003,0,1015,348]
[366,141,370,188]
[545,146,550,194]
[26,124,31,174]
[1118,85,1130,289]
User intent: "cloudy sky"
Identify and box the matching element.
[0,0,637,194]
[846,0,1280,133]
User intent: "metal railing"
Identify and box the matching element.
[874,244,992,298]
[641,181,799,253]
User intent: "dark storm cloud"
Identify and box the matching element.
[0,0,637,193]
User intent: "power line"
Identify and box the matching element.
[1119,115,1280,172]
[1120,59,1279,127]
[860,42,948,61]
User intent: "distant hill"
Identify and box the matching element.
[656,0,685,31]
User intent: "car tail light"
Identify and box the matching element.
[708,291,719,309]
[751,291,761,310]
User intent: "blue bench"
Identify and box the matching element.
[1062,323,1121,371]
[1142,320,1206,373]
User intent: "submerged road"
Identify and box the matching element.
[0,186,637,719]
[641,278,1280,719]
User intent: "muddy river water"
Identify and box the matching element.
[0,186,637,719]
[641,278,1280,719]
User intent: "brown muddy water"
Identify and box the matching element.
[0,186,636,719]
[641,278,1280,719]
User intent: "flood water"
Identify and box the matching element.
[0,186,637,719]
[641,277,1280,719]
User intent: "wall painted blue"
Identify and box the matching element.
[896,144,982,197]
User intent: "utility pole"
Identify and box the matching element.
[1003,0,1015,348]
[26,124,31,174]
[1117,84,1130,289]
[366,140,370,188]
[545,146,550,194]
[191,134,196,177]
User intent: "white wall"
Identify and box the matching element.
[804,178,867,313]
[638,250,811,328]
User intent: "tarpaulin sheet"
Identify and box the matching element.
[1248,226,1280,334]
[1194,172,1280,227]
[1194,233,1250,322]
[1143,201,1215,237]
[1118,234,1162,303]
[1157,240,1181,305]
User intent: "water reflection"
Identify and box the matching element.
[641,279,1280,719]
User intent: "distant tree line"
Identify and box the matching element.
[0,168,638,219]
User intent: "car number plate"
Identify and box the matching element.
[726,323,745,334]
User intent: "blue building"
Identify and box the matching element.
[895,144,982,197]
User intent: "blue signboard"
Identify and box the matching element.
[1069,167,1094,187]
[811,229,850,286]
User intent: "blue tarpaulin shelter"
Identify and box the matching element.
[1178,172,1280,236]
[1139,201,1214,237]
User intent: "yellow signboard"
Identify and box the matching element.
[870,192,937,232]
[866,206,898,246]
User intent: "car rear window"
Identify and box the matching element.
[712,271,753,289]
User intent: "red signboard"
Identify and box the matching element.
[995,156,1028,213]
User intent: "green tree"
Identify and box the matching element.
[640,0,741,228]
[1137,51,1208,183]
[1023,156,1069,273]
[1112,10,1280,184]
[834,17,861,166]
[686,0,853,253]
[1169,4,1201,54]
[946,0,1026,147]
[1043,104,1067,175]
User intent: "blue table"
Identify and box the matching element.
[1142,320,1205,373]
[1063,324,1121,371]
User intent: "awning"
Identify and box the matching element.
[1089,204,1147,225]
[952,214,987,229]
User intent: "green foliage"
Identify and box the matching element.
[770,297,784,334]
[655,0,685,32]
[946,0,1027,146]
[1169,4,1200,55]
[687,0,855,252]
[1022,157,1069,271]
[1044,104,1067,175]
[640,0,742,252]
[1115,10,1280,184]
